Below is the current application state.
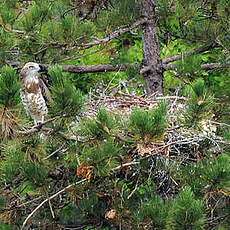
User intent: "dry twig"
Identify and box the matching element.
[21,179,87,230]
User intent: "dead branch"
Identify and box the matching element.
[162,42,217,64]
[38,61,230,75]
[154,95,188,101]
[42,145,66,160]
[118,91,187,101]
[164,62,230,71]
[113,162,140,171]
[29,17,147,56]
[82,17,148,49]
[39,63,140,74]
[201,63,230,70]
[20,179,87,230]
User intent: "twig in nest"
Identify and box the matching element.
[113,161,139,171]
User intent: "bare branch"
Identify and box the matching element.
[113,162,140,171]
[42,145,66,160]
[164,63,230,71]
[118,91,187,101]
[34,18,148,55]
[82,17,148,49]
[41,61,230,74]
[201,63,230,70]
[40,63,140,74]
[21,179,87,230]
[162,42,217,64]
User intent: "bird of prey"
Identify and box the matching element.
[19,62,52,125]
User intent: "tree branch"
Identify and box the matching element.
[20,179,87,230]
[18,117,57,135]
[82,17,148,49]
[39,61,230,75]
[201,63,230,70]
[36,18,148,53]
[162,42,217,64]
[164,62,230,71]
[42,145,66,160]
[40,63,140,74]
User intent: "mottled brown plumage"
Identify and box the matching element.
[19,62,51,125]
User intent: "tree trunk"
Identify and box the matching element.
[140,0,163,95]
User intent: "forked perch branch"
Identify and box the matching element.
[18,117,57,135]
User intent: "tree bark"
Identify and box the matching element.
[162,42,217,64]
[39,63,140,74]
[38,62,230,75]
[140,0,163,95]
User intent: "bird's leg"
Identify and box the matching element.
[36,116,45,130]
[34,120,38,126]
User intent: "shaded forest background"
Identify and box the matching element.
[0,0,230,229]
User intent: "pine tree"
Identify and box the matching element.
[0,1,230,229]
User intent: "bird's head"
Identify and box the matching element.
[20,62,41,77]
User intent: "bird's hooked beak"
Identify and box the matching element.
[36,65,41,72]
[39,64,48,71]
[38,64,47,74]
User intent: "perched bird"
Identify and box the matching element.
[19,62,52,125]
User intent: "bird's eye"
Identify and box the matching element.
[29,66,34,69]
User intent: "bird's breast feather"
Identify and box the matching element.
[24,78,40,93]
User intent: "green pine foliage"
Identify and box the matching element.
[78,109,122,177]
[22,162,48,186]
[79,108,116,140]
[175,55,203,81]
[60,204,87,227]
[82,140,120,177]
[202,154,230,189]
[21,1,50,32]
[1,136,48,185]
[97,0,140,30]
[137,195,168,229]
[130,101,168,142]
[166,186,205,230]
[0,222,16,230]
[0,66,20,139]
[135,187,205,229]
[0,141,25,182]
[183,79,214,129]
[48,65,84,117]
[0,66,20,108]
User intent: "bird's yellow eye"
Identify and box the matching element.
[29,66,34,69]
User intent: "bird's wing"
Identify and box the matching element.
[39,78,54,103]
[19,68,26,81]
